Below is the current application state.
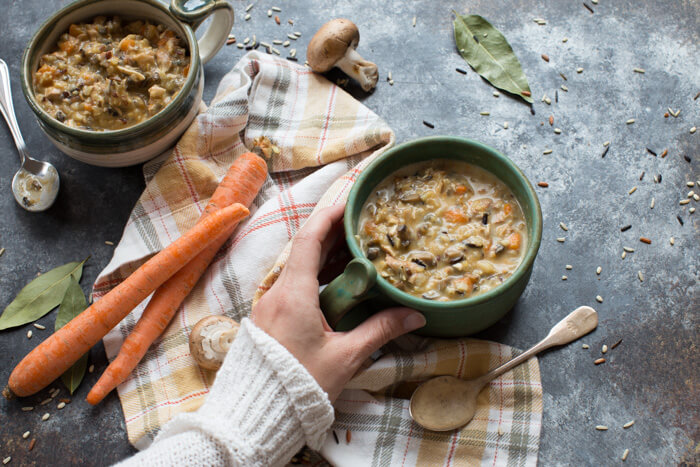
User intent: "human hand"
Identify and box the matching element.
[251,204,426,402]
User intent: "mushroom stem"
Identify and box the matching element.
[335,47,378,92]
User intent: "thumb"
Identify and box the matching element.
[341,308,426,366]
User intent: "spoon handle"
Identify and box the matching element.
[0,59,28,165]
[477,306,598,385]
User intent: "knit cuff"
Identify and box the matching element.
[242,319,335,449]
[156,318,334,465]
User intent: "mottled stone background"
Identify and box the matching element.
[0,0,697,464]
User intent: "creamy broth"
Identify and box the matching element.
[357,160,527,300]
[34,16,189,130]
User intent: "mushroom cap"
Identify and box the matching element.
[307,19,360,72]
[189,315,239,371]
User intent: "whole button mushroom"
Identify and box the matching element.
[189,315,240,371]
[306,19,379,92]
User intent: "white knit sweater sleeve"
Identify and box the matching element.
[116,318,335,467]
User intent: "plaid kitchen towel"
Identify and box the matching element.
[93,52,543,466]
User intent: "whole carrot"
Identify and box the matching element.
[87,153,267,405]
[4,203,249,399]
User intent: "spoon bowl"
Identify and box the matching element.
[409,306,598,431]
[1,58,59,212]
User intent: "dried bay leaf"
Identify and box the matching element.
[55,277,88,394]
[0,258,88,330]
[453,13,533,103]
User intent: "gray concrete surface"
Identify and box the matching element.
[1,0,698,465]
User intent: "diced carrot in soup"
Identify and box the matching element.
[444,209,467,224]
[506,232,521,250]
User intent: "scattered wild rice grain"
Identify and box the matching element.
[594,358,605,365]
[22,431,30,439]
[503,122,509,129]
[544,97,551,105]
[603,141,610,146]
[271,6,281,11]
[543,149,553,154]
[559,222,568,231]
[690,127,696,134]
[89,364,95,373]
[541,54,550,62]
[688,191,695,198]
[623,247,635,252]
[346,430,352,443]
[646,147,657,156]
[28,439,36,451]
[294,32,302,36]
[236,43,244,49]
[623,420,635,429]
[576,67,584,73]
[283,40,290,47]
[422,121,434,129]
[537,181,549,187]
[0,248,4,257]
[566,265,573,270]
[40,398,51,406]
[275,16,281,24]
[650,197,655,209]
[620,225,631,232]
[272,39,282,45]
[622,251,627,259]
[105,241,114,246]
[57,402,66,410]
[677,215,684,225]
[595,425,608,431]
[27,330,32,339]
[556,237,566,243]
[602,345,608,353]
[493,91,500,97]
[596,266,602,275]
[583,3,595,13]
[679,199,690,205]
[21,407,33,412]
[498,426,504,436]
[669,237,674,245]
[596,295,603,303]
[549,115,554,125]
[245,3,253,12]
[244,13,251,20]
[562,275,568,280]
[33,323,45,330]
[611,339,622,349]
[412,16,416,27]
[639,237,651,244]
[582,344,589,349]
[2,457,9,465]
[689,182,696,187]
[626,119,635,124]
[660,149,668,158]
[480,111,490,116]
[622,449,630,461]
[455,68,467,75]
[561,85,568,91]
[554,128,562,134]
[690,207,696,213]
[267,9,272,16]
[633,68,645,73]
[639,171,645,181]
[332,430,339,444]
[41,413,50,421]
[628,186,637,195]
[562,37,568,42]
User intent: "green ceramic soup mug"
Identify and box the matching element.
[319,136,542,337]
[21,0,233,167]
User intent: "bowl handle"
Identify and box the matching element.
[170,0,234,65]
[319,258,378,329]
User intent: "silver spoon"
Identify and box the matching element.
[0,59,59,212]
[409,306,598,432]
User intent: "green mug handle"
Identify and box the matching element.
[320,257,379,329]
[170,0,234,65]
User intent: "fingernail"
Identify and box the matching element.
[403,312,427,331]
